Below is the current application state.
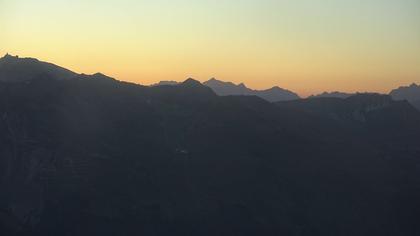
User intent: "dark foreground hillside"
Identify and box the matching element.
[1,57,420,235]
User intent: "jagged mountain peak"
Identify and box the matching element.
[0,54,41,64]
[390,82,420,105]
[151,80,179,86]
[238,82,247,88]
[310,91,354,99]
[150,78,216,100]
[1,53,20,60]
[203,78,299,102]
[267,86,291,92]
[391,83,420,92]
[181,78,203,87]
[204,78,238,87]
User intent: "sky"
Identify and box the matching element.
[1,0,419,96]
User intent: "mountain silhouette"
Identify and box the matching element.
[1,56,420,236]
[390,83,420,110]
[153,78,300,102]
[0,54,77,82]
[151,80,179,86]
[203,78,300,102]
[309,91,354,99]
[278,93,420,138]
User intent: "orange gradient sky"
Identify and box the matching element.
[1,0,419,96]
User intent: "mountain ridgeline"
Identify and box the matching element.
[152,78,300,102]
[203,78,300,102]
[309,84,420,111]
[390,83,420,110]
[0,54,77,82]
[1,55,420,236]
[309,91,354,99]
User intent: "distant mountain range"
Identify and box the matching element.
[203,78,300,102]
[309,91,354,99]
[153,80,420,111]
[0,53,77,82]
[1,54,420,235]
[278,93,420,126]
[151,80,179,86]
[309,84,420,111]
[152,78,300,102]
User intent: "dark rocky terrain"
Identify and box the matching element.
[1,55,420,236]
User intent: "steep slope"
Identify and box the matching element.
[0,54,77,82]
[202,79,248,95]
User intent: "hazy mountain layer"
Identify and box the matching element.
[309,91,354,99]
[203,78,300,102]
[390,83,420,109]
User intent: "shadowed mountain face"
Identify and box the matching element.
[412,100,420,110]
[1,56,420,236]
[203,78,300,102]
[390,83,420,110]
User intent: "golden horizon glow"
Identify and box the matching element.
[1,0,419,97]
